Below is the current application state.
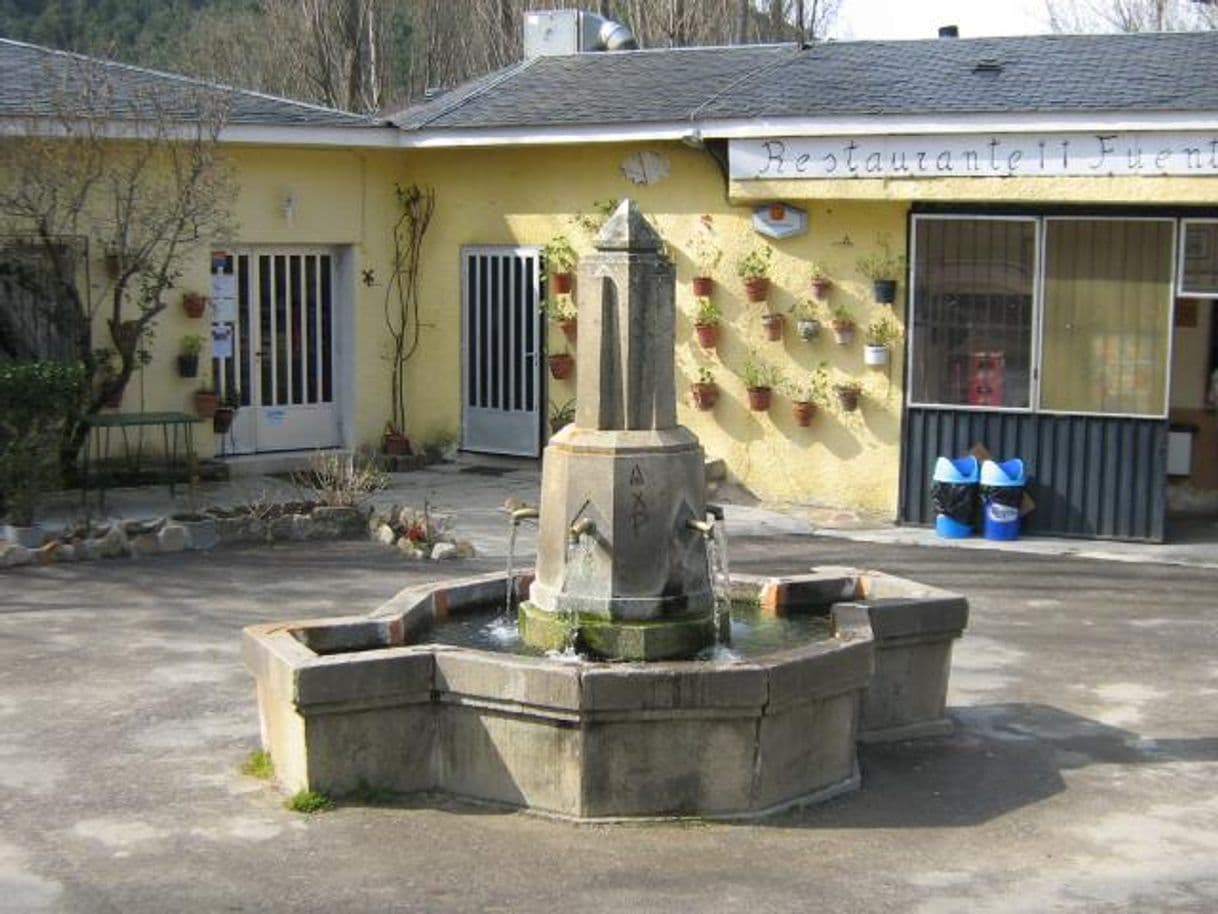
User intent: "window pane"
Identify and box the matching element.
[911,218,1036,408]
[1042,220,1172,416]
[1181,221,1218,295]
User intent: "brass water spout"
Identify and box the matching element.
[687,518,714,539]
[568,517,596,544]
[510,506,539,526]
[706,503,725,522]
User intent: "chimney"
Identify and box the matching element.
[938,25,960,38]
[524,10,638,58]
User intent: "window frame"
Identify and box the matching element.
[1177,218,1218,299]
[907,213,1177,420]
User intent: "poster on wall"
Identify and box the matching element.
[210,250,238,323]
[211,322,234,359]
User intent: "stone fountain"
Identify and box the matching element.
[242,201,969,820]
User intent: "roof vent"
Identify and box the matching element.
[938,25,959,38]
[973,58,1004,74]
[524,10,638,58]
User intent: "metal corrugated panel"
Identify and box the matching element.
[901,407,1167,541]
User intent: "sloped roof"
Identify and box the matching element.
[390,30,1218,132]
[0,37,379,128]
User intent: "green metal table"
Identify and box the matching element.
[81,411,200,511]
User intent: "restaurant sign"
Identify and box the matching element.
[729,132,1218,180]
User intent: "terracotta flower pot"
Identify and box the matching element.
[746,386,772,412]
[691,383,719,411]
[557,318,577,343]
[694,322,720,349]
[194,391,219,418]
[768,202,786,221]
[548,353,575,380]
[692,276,714,296]
[743,276,770,303]
[551,272,573,295]
[831,321,855,345]
[792,401,817,426]
[835,386,861,412]
[811,277,833,300]
[182,293,207,318]
[100,387,123,409]
[872,279,897,304]
[382,431,412,456]
[762,312,785,341]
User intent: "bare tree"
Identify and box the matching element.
[0,57,236,461]
[1045,0,1217,32]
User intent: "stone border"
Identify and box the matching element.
[243,566,968,821]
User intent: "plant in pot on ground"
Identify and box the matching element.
[690,213,721,295]
[830,303,856,345]
[736,244,773,304]
[548,348,575,380]
[213,390,240,434]
[786,362,831,427]
[541,294,578,343]
[864,313,903,367]
[856,240,906,305]
[690,366,719,411]
[741,350,782,412]
[177,334,204,378]
[791,299,822,341]
[543,234,578,295]
[693,296,722,348]
[549,398,576,434]
[809,262,833,301]
[835,379,863,412]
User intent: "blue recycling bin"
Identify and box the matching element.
[931,455,979,538]
[980,458,1026,541]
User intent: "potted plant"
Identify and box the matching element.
[864,313,903,367]
[541,295,578,343]
[791,299,821,341]
[690,366,719,411]
[761,304,785,342]
[690,214,721,296]
[382,423,412,456]
[548,348,575,380]
[786,362,830,427]
[736,245,772,303]
[194,386,219,419]
[177,334,204,378]
[543,234,578,295]
[549,398,576,434]
[741,350,781,412]
[835,380,863,412]
[856,242,906,305]
[693,297,722,349]
[829,303,856,345]
[810,263,833,301]
[213,391,240,434]
[182,292,208,319]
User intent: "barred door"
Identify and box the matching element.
[461,246,543,456]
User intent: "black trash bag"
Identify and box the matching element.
[931,480,978,526]
[981,485,1023,510]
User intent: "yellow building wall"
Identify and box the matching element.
[400,143,908,515]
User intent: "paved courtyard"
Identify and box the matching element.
[2,500,1217,911]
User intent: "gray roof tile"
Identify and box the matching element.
[0,37,379,128]
[391,31,1218,132]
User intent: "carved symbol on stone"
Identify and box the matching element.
[630,464,645,487]
[631,492,648,534]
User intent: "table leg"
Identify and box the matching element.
[164,423,174,498]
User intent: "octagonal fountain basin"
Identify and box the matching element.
[243,567,967,821]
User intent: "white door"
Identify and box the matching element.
[213,249,342,454]
[461,246,543,456]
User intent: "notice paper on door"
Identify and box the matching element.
[211,323,234,359]
[210,271,237,322]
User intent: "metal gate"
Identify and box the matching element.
[461,246,543,456]
[213,249,341,454]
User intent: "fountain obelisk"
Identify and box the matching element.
[519,200,716,660]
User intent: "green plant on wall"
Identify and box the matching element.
[539,296,577,321]
[741,349,782,390]
[855,238,906,281]
[570,198,619,236]
[542,234,578,274]
[787,361,831,406]
[690,213,722,276]
[736,244,773,280]
[866,313,903,347]
[693,296,722,326]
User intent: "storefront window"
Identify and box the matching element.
[910,218,1036,408]
[1041,219,1172,416]
[1180,220,1218,296]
